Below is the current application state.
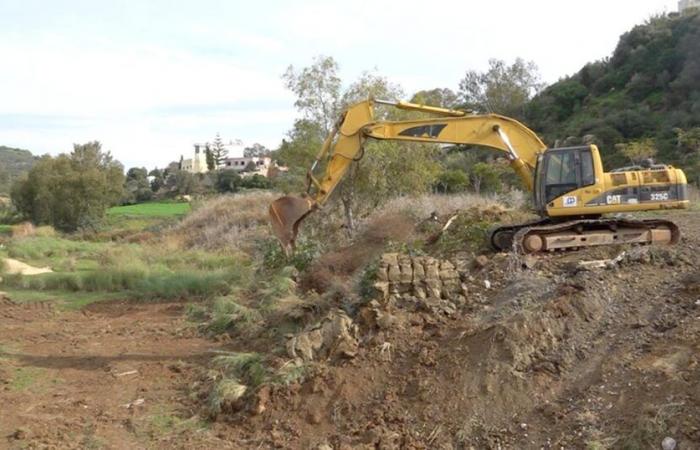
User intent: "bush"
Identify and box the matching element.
[259,237,319,272]
[11,141,124,231]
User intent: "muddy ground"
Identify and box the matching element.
[1,210,699,449]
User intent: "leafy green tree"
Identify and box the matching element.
[11,141,124,231]
[216,170,242,193]
[675,127,700,155]
[240,174,271,189]
[436,169,469,193]
[148,168,165,193]
[281,60,441,232]
[243,143,271,158]
[283,55,342,135]
[124,167,152,203]
[410,88,459,109]
[459,58,543,117]
[615,138,657,164]
[205,146,216,171]
[469,162,502,194]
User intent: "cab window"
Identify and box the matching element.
[543,147,596,203]
[581,149,595,186]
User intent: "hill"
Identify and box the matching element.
[0,145,36,194]
[526,11,700,183]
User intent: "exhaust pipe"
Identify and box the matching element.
[269,196,315,255]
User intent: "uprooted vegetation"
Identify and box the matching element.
[174,192,700,449]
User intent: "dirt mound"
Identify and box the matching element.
[207,211,700,449]
[301,212,416,294]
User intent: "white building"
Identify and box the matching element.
[181,139,246,174]
[679,0,700,12]
[181,144,208,173]
[221,156,274,177]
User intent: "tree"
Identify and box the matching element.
[410,88,459,109]
[436,169,469,193]
[459,58,543,117]
[281,58,440,233]
[164,170,201,196]
[149,168,165,193]
[675,127,700,155]
[243,143,271,158]
[615,138,657,164]
[11,141,124,231]
[469,162,502,194]
[240,174,272,189]
[283,55,342,135]
[215,170,242,193]
[124,167,152,203]
[205,146,216,171]
[211,134,228,167]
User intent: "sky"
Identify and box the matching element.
[0,0,680,169]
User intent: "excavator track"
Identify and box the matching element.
[490,218,680,254]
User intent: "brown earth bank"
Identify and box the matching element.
[209,211,700,450]
[1,211,699,449]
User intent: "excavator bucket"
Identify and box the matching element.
[269,196,314,254]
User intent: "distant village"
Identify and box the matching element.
[172,139,286,179]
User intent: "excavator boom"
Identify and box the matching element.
[270,98,547,252]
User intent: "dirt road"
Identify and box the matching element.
[0,299,231,449]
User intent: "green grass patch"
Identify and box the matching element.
[139,405,208,439]
[1,268,241,302]
[3,236,106,269]
[9,367,45,391]
[1,234,253,303]
[0,224,11,235]
[107,202,191,218]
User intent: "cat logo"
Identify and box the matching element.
[563,196,577,207]
[606,194,622,205]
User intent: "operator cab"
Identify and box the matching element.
[533,146,596,214]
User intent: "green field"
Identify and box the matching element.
[107,202,191,217]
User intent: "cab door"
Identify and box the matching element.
[534,146,597,215]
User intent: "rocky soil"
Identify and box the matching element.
[210,211,700,449]
[1,210,699,449]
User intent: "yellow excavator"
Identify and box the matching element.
[269,99,689,254]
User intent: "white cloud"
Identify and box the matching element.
[0,34,290,116]
[0,0,681,169]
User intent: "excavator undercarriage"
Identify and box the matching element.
[489,217,680,253]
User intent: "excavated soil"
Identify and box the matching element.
[211,211,700,449]
[1,211,699,449]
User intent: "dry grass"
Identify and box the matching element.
[171,192,277,253]
[365,191,525,223]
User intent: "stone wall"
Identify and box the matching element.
[373,253,473,303]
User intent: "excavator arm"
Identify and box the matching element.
[270,99,547,252]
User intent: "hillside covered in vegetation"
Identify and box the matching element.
[0,146,35,195]
[526,11,700,182]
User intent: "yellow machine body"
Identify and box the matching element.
[270,99,689,253]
